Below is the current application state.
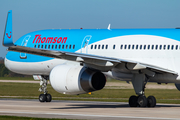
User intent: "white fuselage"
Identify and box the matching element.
[5,35,180,83]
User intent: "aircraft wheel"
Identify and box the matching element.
[129,95,138,107]
[39,94,46,102]
[147,96,156,107]
[46,94,52,102]
[137,95,147,107]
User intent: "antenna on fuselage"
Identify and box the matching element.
[107,24,111,30]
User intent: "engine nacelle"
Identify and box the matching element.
[50,64,106,95]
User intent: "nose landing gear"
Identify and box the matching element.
[39,93,52,102]
[38,76,52,102]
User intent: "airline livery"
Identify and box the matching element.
[3,10,180,107]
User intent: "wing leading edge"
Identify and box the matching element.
[8,45,177,75]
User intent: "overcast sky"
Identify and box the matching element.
[0,0,180,57]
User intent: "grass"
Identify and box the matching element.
[0,77,33,80]
[0,115,76,120]
[0,82,180,104]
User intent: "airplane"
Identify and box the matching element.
[3,10,180,107]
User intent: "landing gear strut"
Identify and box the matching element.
[129,74,156,107]
[38,76,52,102]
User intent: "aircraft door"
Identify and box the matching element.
[81,35,92,53]
[20,35,31,59]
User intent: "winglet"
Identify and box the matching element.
[3,10,14,47]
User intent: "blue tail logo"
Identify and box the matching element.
[3,10,14,47]
[6,31,12,39]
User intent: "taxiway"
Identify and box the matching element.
[0,99,180,120]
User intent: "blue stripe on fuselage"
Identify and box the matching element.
[6,29,180,62]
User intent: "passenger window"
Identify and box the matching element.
[171,45,174,50]
[41,45,43,48]
[62,45,64,49]
[120,45,123,49]
[91,45,93,49]
[65,45,68,49]
[128,45,131,49]
[48,45,50,49]
[113,45,116,49]
[52,45,54,49]
[140,45,142,49]
[95,45,97,49]
[132,45,134,49]
[34,45,36,48]
[124,45,127,49]
[148,45,150,49]
[159,45,162,50]
[176,45,178,50]
[167,45,170,50]
[144,45,146,49]
[98,45,101,49]
[102,45,104,49]
[58,45,61,49]
[155,45,158,50]
[106,45,108,49]
[73,45,75,49]
[152,45,154,50]
[55,45,57,49]
[45,45,47,49]
[164,45,166,50]
[69,45,71,49]
[136,45,138,49]
[38,45,40,48]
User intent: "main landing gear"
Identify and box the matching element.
[129,95,156,107]
[38,76,52,102]
[129,74,156,107]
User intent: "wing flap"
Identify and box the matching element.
[8,45,178,74]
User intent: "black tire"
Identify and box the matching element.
[129,95,138,107]
[137,95,147,107]
[46,94,52,102]
[39,94,46,102]
[147,96,156,107]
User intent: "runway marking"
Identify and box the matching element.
[0,111,179,120]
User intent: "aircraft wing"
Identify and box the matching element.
[4,10,177,75]
[8,45,177,75]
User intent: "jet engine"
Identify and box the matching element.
[49,64,106,95]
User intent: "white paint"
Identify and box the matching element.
[81,35,92,54]
[5,35,180,83]
[20,35,31,58]
[33,75,42,80]
[5,58,67,75]
[50,64,85,94]
[107,24,111,30]
[83,35,180,74]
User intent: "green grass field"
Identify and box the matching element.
[0,79,180,120]
[0,77,33,80]
[0,82,180,104]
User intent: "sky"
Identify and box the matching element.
[0,0,180,57]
